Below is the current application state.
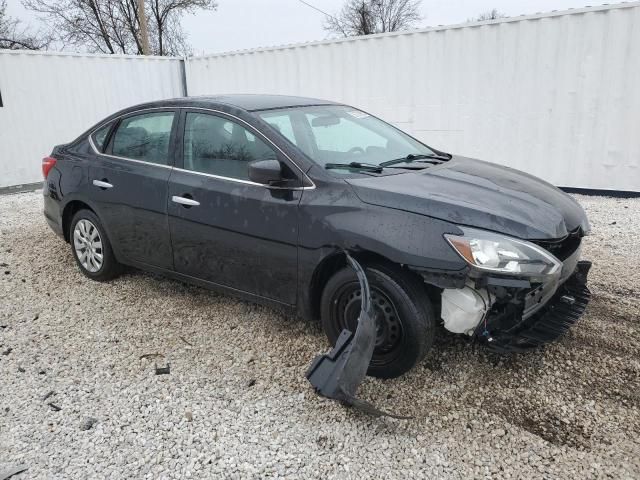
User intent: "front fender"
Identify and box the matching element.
[297,179,468,317]
[299,179,466,269]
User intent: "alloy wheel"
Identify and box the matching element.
[73,219,103,273]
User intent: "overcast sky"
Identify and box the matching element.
[7,0,601,55]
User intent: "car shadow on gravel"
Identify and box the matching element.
[116,266,326,343]
[490,400,594,449]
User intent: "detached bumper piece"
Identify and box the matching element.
[306,253,410,419]
[484,261,592,353]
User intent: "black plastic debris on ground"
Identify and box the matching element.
[155,364,170,375]
[140,353,163,360]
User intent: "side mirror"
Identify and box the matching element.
[248,159,283,186]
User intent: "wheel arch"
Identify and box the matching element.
[62,200,97,242]
[307,248,433,321]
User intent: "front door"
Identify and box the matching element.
[167,110,302,304]
[89,110,177,269]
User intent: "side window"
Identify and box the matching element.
[111,112,175,165]
[306,113,387,153]
[183,112,277,180]
[92,123,113,152]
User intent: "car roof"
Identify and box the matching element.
[163,94,338,112]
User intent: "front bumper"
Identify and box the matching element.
[479,261,591,353]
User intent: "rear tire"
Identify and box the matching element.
[69,209,121,281]
[320,262,435,379]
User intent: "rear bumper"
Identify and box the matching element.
[480,261,591,353]
[43,184,65,239]
[45,214,64,238]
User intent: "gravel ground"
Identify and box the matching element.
[0,191,638,479]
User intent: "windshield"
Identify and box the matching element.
[256,105,436,170]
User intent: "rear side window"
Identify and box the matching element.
[183,112,277,180]
[110,112,175,165]
[92,123,113,152]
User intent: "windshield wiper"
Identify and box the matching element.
[325,162,384,173]
[380,153,450,167]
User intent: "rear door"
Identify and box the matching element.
[88,109,177,269]
[167,109,303,304]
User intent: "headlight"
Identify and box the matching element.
[445,227,562,278]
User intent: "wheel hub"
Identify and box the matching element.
[73,219,103,273]
[341,288,402,353]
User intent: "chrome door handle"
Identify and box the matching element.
[172,195,200,207]
[93,180,113,189]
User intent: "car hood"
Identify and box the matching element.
[345,156,588,240]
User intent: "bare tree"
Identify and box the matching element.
[22,0,217,55]
[0,0,49,49]
[470,9,507,22]
[325,0,422,37]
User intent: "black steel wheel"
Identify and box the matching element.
[320,262,435,379]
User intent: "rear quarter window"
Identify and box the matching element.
[91,123,113,152]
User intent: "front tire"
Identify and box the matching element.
[320,262,435,379]
[69,209,121,281]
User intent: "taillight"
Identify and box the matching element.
[42,156,57,179]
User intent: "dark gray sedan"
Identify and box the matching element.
[43,94,591,378]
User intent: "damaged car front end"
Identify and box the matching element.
[440,226,591,352]
[307,221,592,415]
[331,151,594,363]
[308,231,591,416]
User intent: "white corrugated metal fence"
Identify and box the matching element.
[186,2,640,192]
[1,2,638,191]
[0,51,184,188]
